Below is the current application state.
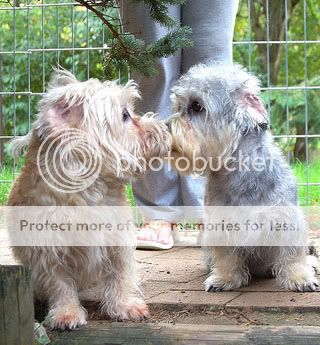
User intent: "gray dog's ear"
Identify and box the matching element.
[242,92,269,128]
[235,79,269,132]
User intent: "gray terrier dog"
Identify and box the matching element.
[8,69,171,329]
[168,63,318,292]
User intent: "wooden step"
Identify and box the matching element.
[51,322,320,345]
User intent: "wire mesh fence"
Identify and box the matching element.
[0,0,319,205]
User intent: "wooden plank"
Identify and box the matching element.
[16,267,34,345]
[250,326,320,345]
[0,265,34,345]
[0,269,5,345]
[51,323,248,345]
[51,322,320,345]
[1,265,20,345]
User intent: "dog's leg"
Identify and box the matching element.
[273,246,319,292]
[13,248,87,330]
[204,246,250,292]
[99,247,149,320]
[42,276,87,330]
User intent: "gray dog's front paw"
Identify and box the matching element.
[283,277,319,292]
[204,272,248,292]
[277,270,319,292]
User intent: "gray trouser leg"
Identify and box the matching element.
[178,0,239,208]
[121,0,238,221]
[121,2,185,222]
[121,2,181,117]
[181,0,239,71]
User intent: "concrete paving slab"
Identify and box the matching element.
[148,290,241,311]
[226,292,320,311]
[139,257,205,283]
[137,247,202,261]
[238,278,281,292]
[139,247,320,313]
[136,247,184,260]
[142,281,179,299]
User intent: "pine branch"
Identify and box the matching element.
[75,0,130,55]
[104,26,192,77]
[130,0,186,27]
[74,0,192,77]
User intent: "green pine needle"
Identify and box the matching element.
[75,0,192,77]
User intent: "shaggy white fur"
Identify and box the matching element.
[8,69,171,330]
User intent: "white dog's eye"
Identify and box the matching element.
[190,101,204,113]
[122,108,131,122]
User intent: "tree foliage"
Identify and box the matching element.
[0,1,112,163]
[234,0,320,160]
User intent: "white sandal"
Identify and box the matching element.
[136,221,174,250]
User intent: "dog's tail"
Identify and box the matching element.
[8,131,32,158]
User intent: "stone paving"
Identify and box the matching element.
[137,246,320,313]
[1,239,320,313]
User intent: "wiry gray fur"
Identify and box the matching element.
[168,63,319,292]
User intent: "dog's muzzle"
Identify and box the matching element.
[164,119,172,133]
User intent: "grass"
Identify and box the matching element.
[0,166,16,205]
[292,160,320,206]
[125,184,135,207]
[0,161,319,206]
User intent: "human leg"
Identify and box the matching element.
[121,2,182,246]
[181,0,239,71]
[178,0,239,207]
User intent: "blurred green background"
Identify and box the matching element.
[0,0,319,205]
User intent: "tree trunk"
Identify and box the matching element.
[293,125,306,161]
[250,0,304,159]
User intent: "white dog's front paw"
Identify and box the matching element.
[46,304,87,330]
[123,303,150,320]
[102,300,149,321]
[204,271,248,292]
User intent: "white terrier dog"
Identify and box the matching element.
[168,63,318,293]
[8,69,171,329]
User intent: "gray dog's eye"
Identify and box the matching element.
[190,101,204,113]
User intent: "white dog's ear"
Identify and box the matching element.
[37,70,85,132]
[44,99,84,130]
[232,67,269,131]
[37,93,85,137]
